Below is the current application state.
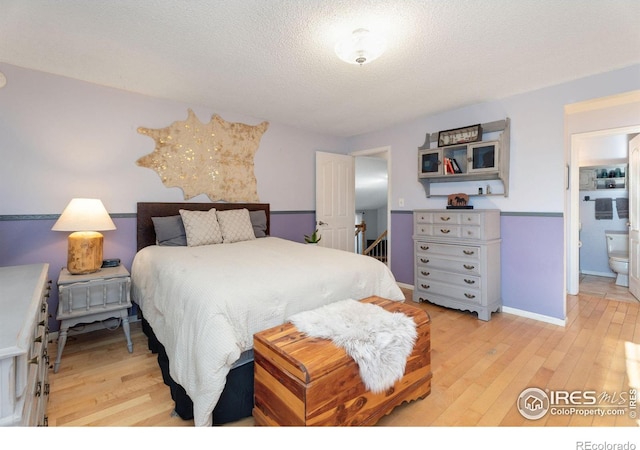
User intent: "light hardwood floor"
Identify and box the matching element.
[46,287,640,427]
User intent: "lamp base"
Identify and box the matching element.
[67,231,104,275]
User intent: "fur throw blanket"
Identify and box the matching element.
[288,299,417,393]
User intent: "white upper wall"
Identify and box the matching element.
[0,63,346,215]
[1,63,639,216]
[347,65,640,213]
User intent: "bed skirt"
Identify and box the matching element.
[141,318,254,425]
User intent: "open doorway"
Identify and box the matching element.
[566,91,640,307]
[352,146,391,267]
[573,131,636,303]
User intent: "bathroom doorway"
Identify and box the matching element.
[572,130,637,303]
[577,133,630,296]
[565,91,640,305]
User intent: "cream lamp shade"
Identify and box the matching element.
[52,198,116,274]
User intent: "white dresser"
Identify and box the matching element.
[0,263,51,426]
[413,209,501,321]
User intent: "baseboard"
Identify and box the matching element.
[501,306,566,327]
[397,283,564,325]
[580,270,615,278]
[48,314,140,342]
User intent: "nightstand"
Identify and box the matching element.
[54,265,133,373]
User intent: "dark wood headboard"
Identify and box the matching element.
[136,202,270,251]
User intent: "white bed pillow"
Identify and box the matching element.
[179,208,223,246]
[216,208,256,243]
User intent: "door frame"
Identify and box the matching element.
[351,146,391,268]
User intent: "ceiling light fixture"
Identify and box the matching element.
[335,28,386,66]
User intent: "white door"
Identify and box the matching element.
[628,134,640,300]
[315,151,355,252]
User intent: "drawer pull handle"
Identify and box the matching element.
[420,245,429,250]
[440,229,450,234]
[464,293,476,299]
[421,271,430,276]
[440,216,450,221]
[29,356,39,365]
[467,231,473,235]
[421,284,430,289]
[44,383,50,396]
[463,250,475,255]
[464,279,476,284]
[420,258,429,264]
[464,264,475,270]
[418,297,430,303]
[35,381,42,397]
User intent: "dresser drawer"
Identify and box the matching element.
[415,211,433,223]
[462,213,481,225]
[416,267,481,290]
[416,255,481,276]
[415,242,480,260]
[433,212,461,224]
[415,223,433,236]
[414,279,481,305]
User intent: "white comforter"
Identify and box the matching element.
[131,237,404,426]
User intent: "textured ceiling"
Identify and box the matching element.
[1,1,639,137]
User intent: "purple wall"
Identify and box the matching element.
[0,211,315,332]
[500,214,565,319]
[390,211,414,285]
[1,210,565,332]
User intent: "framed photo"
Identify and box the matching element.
[438,124,482,147]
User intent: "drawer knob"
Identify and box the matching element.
[464,264,475,270]
[440,229,450,234]
[464,279,476,284]
[420,284,430,289]
[464,293,476,299]
[463,250,475,255]
[420,258,429,264]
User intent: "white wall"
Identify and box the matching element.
[347,66,640,215]
[0,63,346,215]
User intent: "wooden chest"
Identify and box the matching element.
[253,296,431,426]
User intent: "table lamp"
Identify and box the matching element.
[52,198,116,275]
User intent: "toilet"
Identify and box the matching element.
[605,230,629,287]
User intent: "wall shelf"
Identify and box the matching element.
[418,118,510,198]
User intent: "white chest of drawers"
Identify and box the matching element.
[0,263,51,426]
[413,209,501,321]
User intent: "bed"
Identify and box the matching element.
[131,202,405,426]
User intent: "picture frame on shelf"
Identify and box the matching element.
[438,124,482,147]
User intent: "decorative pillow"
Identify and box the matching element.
[152,215,187,246]
[179,208,223,246]
[216,208,256,243]
[249,210,268,238]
